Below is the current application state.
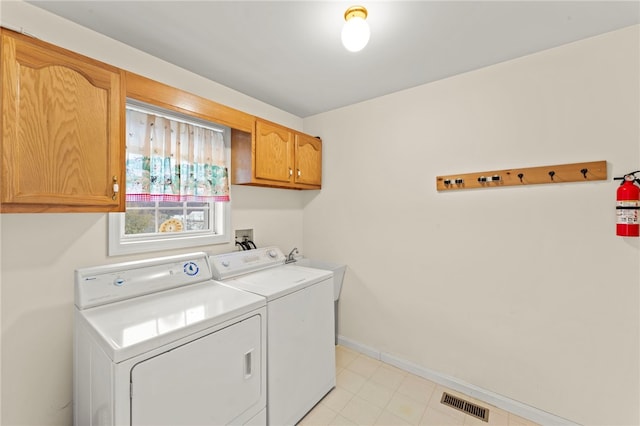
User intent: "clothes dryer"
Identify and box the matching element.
[74,252,267,426]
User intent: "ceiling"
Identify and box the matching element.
[27,1,640,118]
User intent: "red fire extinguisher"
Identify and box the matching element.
[616,173,640,237]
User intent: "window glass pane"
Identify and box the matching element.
[158,207,184,232]
[185,208,209,231]
[124,207,156,235]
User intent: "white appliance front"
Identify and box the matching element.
[263,271,335,425]
[130,315,262,425]
[211,248,336,426]
[74,252,267,426]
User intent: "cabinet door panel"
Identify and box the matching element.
[295,133,322,186]
[254,120,293,183]
[1,31,123,211]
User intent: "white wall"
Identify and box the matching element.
[303,26,640,426]
[2,2,638,425]
[0,2,308,425]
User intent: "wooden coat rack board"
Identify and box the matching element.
[436,160,607,191]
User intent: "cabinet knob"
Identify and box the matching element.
[112,176,119,200]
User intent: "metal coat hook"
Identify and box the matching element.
[517,173,524,183]
[548,171,555,181]
[581,168,588,179]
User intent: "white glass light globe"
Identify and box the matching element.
[341,16,370,52]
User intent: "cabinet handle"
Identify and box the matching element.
[297,169,301,177]
[289,168,293,177]
[112,176,119,200]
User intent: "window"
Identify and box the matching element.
[109,101,231,256]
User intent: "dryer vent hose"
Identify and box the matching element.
[235,239,257,250]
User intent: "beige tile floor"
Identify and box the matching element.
[298,345,541,426]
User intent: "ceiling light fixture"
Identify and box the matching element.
[341,5,370,52]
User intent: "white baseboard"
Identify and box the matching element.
[336,335,579,426]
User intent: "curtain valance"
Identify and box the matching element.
[125,108,230,202]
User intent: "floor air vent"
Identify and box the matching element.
[440,392,489,422]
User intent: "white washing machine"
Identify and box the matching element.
[74,252,267,426]
[210,247,335,426]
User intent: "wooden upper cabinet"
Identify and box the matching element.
[0,29,124,212]
[232,118,322,190]
[295,132,322,186]
[0,27,321,208]
[255,120,294,183]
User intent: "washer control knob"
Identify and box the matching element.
[114,278,125,287]
[183,262,199,276]
[221,260,230,267]
[267,250,277,258]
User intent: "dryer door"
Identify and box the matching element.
[130,314,262,426]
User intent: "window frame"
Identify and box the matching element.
[108,100,232,256]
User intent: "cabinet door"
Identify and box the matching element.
[254,119,294,183]
[295,133,322,187]
[1,30,123,212]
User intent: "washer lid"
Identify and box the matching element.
[78,281,265,363]
[225,264,332,300]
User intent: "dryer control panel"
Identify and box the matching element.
[75,252,212,309]
[210,246,286,280]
